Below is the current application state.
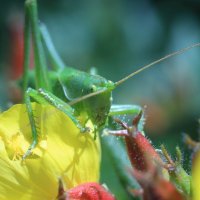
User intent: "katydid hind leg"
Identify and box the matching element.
[27,88,87,131]
[39,23,66,71]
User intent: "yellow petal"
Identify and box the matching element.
[0,103,101,200]
[192,150,200,200]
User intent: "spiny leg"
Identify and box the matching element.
[27,88,87,132]
[23,87,88,159]
[109,104,145,132]
[23,90,39,159]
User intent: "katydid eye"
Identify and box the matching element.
[90,85,97,92]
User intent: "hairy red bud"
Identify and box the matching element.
[65,182,115,200]
[109,112,161,171]
[125,131,161,171]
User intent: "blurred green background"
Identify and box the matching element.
[0,0,200,199]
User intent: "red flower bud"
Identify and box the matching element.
[125,130,161,171]
[109,111,161,171]
[57,182,115,200]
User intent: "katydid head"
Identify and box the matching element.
[58,68,115,128]
[81,80,115,128]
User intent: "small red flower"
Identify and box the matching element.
[57,181,115,200]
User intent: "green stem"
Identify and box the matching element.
[25,0,50,91]
[22,4,31,101]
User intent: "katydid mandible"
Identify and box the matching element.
[22,0,200,159]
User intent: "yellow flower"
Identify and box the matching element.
[0,103,101,200]
[192,150,200,200]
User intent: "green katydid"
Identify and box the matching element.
[22,0,200,159]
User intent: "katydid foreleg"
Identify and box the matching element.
[23,87,89,159]
[23,89,39,159]
[109,104,142,116]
